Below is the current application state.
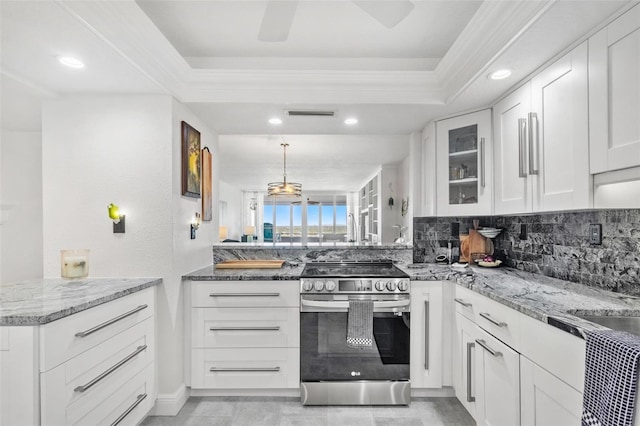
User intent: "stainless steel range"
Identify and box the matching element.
[299,260,411,406]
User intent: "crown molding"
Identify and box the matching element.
[57,0,445,105]
[183,69,443,104]
[436,0,555,103]
[58,0,553,107]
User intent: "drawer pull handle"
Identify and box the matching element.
[209,293,280,297]
[110,393,147,426]
[424,300,430,371]
[475,339,502,358]
[210,367,281,372]
[209,326,281,331]
[74,345,147,392]
[466,342,475,403]
[479,312,507,327]
[75,305,148,338]
[454,298,472,308]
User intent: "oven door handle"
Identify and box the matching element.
[300,299,410,310]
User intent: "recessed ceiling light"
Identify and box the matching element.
[58,56,85,69]
[344,118,358,125]
[489,69,512,80]
[268,118,283,125]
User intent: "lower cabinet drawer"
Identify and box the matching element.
[40,287,155,372]
[191,347,300,389]
[76,364,154,426]
[191,281,299,308]
[41,362,154,426]
[191,307,300,348]
[41,319,154,424]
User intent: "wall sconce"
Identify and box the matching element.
[249,198,257,211]
[190,212,201,240]
[219,226,228,242]
[107,203,125,233]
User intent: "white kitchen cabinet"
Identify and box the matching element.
[410,281,443,389]
[453,312,479,419]
[185,280,300,391]
[0,287,156,426]
[474,325,520,426]
[590,3,640,174]
[436,109,493,216]
[494,42,590,214]
[520,356,582,426]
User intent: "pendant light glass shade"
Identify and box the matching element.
[268,142,302,197]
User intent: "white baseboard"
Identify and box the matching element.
[411,387,456,398]
[189,388,300,398]
[149,384,190,416]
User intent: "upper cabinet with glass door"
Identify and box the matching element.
[436,109,493,216]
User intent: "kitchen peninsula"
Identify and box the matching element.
[0,278,161,426]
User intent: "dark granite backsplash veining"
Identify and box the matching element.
[413,209,640,295]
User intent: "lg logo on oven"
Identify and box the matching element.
[351,371,361,377]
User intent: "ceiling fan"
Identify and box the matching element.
[258,0,416,42]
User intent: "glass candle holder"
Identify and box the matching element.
[61,249,90,279]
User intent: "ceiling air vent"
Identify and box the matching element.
[286,110,335,117]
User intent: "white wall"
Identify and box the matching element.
[41,95,218,401]
[218,180,243,240]
[0,130,43,283]
[398,154,412,240]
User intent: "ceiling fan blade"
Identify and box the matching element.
[353,0,415,28]
[258,0,299,42]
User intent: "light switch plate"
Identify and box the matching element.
[589,224,602,245]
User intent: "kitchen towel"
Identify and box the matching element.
[582,329,640,426]
[347,299,374,348]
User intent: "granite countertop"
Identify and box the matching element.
[184,261,640,338]
[0,277,161,326]
[402,263,640,338]
[184,262,304,281]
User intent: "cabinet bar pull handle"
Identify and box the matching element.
[466,342,475,402]
[209,326,280,331]
[75,305,148,338]
[110,393,147,426]
[518,118,528,177]
[454,298,472,307]
[210,367,280,372]
[209,293,280,297]
[74,345,147,392]
[424,300,430,371]
[528,112,539,175]
[480,137,486,188]
[475,339,503,357]
[479,312,507,327]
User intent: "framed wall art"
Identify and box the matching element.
[201,147,212,221]
[181,121,201,198]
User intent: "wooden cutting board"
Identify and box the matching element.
[469,229,490,260]
[459,234,470,263]
[215,260,285,269]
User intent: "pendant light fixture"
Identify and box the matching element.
[267,141,302,197]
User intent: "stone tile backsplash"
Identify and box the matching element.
[414,209,640,295]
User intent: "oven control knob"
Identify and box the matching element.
[397,280,409,291]
[302,281,313,292]
[386,281,397,291]
[314,281,325,291]
[325,281,336,292]
[375,280,386,291]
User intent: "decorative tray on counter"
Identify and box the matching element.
[215,260,285,269]
[477,259,502,268]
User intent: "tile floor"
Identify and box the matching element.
[141,396,476,426]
